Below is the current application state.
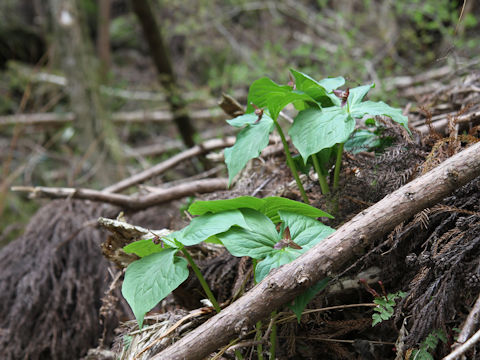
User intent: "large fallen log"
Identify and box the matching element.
[154,141,480,360]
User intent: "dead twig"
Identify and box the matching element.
[447,292,480,359]
[102,138,235,193]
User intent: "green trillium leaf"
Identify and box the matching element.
[245,77,313,120]
[290,107,355,163]
[347,83,374,107]
[255,250,298,283]
[350,101,410,133]
[188,196,332,221]
[224,114,274,185]
[122,249,188,328]
[288,278,330,322]
[251,211,335,282]
[216,209,280,259]
[123,239,167,257]
[290,69,345,107]
[171,209,249,246]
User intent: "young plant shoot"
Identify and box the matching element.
[121,196,334,328]
[224,70,410,199]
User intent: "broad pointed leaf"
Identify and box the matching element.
[188,196,332,221]
[351,101,410,132]
[188,196,265,215]
[224,115,274,184]
[172,210,249,246]
[347,84,374,107]
[216,209,280,259]
[318,77,346,92]
[260,197,333,221]
[255,250,298,283]
[227,113,260,127]
[122,249,188,328]
[279,211,335,251]
[288,278,330,322]
[253,211,335,282]
[246,77,313,120]
[123,239,166,257]
[290,69,345,107]
[290,107,354,163]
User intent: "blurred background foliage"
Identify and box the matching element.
[0,0,478,243]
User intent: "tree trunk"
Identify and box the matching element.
[130,0,197,148]
[49,0,123,181]
[153,141,480,360]
[97,0,111,79]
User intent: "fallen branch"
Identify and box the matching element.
[416,110,480,136]
[102,137,235,193]
[0,108,225,127]
[447,292,480,360]
[443,328,480,360]
[11,178,228,210]
[153,142,480,360]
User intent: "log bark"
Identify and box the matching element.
[154,141,480,360]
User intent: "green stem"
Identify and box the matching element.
[181,248,221,313]
[234,350,244,360]
[311,154,330,195]
[273,120,309,204]
[256,321,264,360]
[333,143,344,190]
[269,311,277,359]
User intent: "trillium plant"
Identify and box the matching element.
[224,69,410,202]
[121,196,334,328]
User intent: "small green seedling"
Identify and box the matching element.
[371,290,406,326]
[121,196,334,328]
[411,329,447,360]
[224,69,410,201]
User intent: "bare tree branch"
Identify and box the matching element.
[12,178,228,210]
[102,137,235,193]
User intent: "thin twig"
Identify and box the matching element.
[443,327,480,360]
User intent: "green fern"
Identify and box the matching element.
[411,329,447,360]
[372,291,406,326]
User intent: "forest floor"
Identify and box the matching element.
[1,66,480,360]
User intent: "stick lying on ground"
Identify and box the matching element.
[0,109,226,127]
[12,178,228,211]
[102,137,235,194]
[153,141,480,360]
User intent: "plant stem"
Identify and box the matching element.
[256,321,264,360]
[269,311,277,359]
[234,350,244,359]
[333,143,344,190]
[273,120,309,204]
[311,154,330,195]
[181,248,221,313]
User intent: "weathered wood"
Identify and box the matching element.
[154,142,480,360]
[12,178,228,210]
[102,137,235,193]
[0,109,225,127]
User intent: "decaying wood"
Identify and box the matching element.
[443,328,480,360]
[154,142,480,360]
[12,178,228,210]
[447,293,480,360]
[103,137,235,193]
[0,108,225,127]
